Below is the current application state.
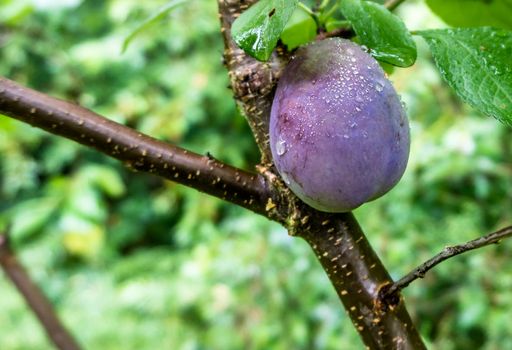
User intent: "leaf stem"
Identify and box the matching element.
[318,0,331,11]
[319,3,339,24]
[298,2,315,17]
[385,0,407,11]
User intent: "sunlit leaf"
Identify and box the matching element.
[280,5,317,50]
[231,0,298,61]
[340,0,417,67]
[418,27,512,126]
[426,0,512,30]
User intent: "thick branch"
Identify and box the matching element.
[0,234,81,350]
[218,0,289,163]
[296,211,425,349]
[0,77,271,216]
[380,225,512,302]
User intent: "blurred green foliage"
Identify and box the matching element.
[0,0,511,349]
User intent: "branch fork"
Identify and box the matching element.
[3,1,507,349]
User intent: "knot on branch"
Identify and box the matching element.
[376,282,402,312]
[229,59,278,102]
[255,163,308,230]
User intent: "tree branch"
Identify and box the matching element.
[293,209,426,349]
[217,1,426,348]
[0,77,271,217]
[380,225,512,304]
[0,234,82,350]
[218,0,289,164]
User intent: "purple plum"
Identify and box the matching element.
[270,38,410,212]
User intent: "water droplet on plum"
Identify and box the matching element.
[276,138,287,156]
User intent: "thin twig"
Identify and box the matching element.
[385,0,407,11]
[380,225,512,301]
[0,234,82,350]
[0,77,271,217]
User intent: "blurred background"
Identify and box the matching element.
[0,0,511,349]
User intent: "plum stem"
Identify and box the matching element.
[298,2,315,17]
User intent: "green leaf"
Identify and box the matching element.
[0,1,34,26]
[280,6,317,50]
[231,0,298,61]
[8,197,60,241]
[324,19,348,32]
[80,165,126,198]
[339,0,417,67]
[122,0,187,53]
[426,0,512,30]
[59,213,104,259]
[417,28,512,126]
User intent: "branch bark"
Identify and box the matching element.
[0,234,82,350]
[0,77,271,217]
[218,0,289,164]
[298,212,425,349]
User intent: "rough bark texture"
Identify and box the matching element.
[299,213,425,349]
[218,0,289,164]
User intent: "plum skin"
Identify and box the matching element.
[269,38,410,213]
